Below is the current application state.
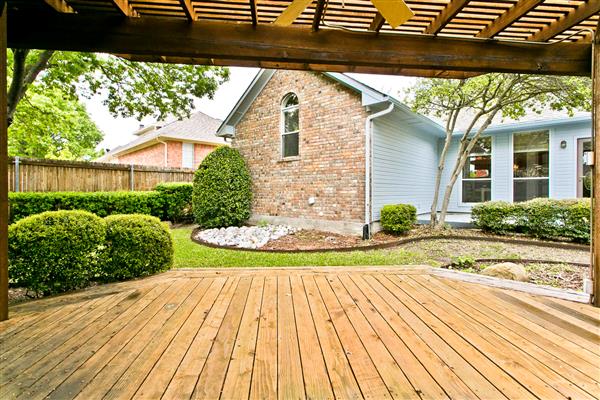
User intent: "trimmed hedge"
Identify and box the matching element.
[193,147,252,228]
[8,183,194,223]
[8,210,106,295]
[155,182,194,222]
[381,204,417,234]
[8,211,175,295]
[103,214,174,281]
[471,198,591,243]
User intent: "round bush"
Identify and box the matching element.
[193,146,252,228]
[103,214,174,280]
[380,204,417,234]
[8,210,106,295]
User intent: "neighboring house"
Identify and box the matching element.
[99,111,227,169]
[217,70,592,236]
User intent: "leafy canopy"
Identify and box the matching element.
[18,50,230,121]
[9,87,103,160]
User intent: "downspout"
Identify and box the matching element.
[156,138,168,167]
[364,102,394,239]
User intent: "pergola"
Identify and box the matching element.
[0,0,599,320]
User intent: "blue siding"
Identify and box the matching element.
[372,113,439,220]
[438,119,591,212]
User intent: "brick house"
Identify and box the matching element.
[218,70,592,237]
[99,111,227,169]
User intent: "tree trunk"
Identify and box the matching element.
[430,132,452,226]
[435,111,498,228]
[7,49,54,126]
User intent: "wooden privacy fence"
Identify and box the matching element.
[8,157,195,192]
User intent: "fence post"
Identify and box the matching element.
[130,164,134,191]
[14,156,19,192]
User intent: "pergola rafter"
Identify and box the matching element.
[110,0,139,18]
[528,0,600,41]
[424,0,470,35]
[0,0,599,321]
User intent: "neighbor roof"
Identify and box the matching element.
[102,111,226,159]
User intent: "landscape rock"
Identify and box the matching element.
[196,225,299,249]
[481,262,529,282]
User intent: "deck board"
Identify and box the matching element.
[1,268,599,400]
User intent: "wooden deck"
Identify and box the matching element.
[1,267,599,400]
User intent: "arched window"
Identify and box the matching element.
[281,93,299,158]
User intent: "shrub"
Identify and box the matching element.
[193,146,252,228]
[155,182,193,222]
[472,198,591,243]
[8,210,106,295]
[103,214,174,281]
[380,204,417,234]
[9,191,164,223]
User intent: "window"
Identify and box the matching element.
[513,131,549,202]
[281,93,299,158]
[182,142,194,168]
[462,137,492,203]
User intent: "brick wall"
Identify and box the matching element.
[233,70,367,225]
[117,142,166,166]
[117,140,219,169]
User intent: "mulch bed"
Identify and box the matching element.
[260,230,398,250]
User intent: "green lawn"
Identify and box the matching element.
[172,227,436,268]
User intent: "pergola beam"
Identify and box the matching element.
[528,0,600,42]
[0,3,8,322]
[592,19,600,307]
[43,0,74,13]
[476,0,542,38]
[369,12,385,33]
[179,0,197,21]
[7,12,592,76]
[424,0,469,35]
[312,0,326,31]
[111,0,139,17]
[249,0,258,26]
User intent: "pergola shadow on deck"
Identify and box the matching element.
[1,268,599,400]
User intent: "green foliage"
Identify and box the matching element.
[8,211,106,295]
[155,182,194,222]
[9,50,230,122]
[450,255,476,269]
[103,214,173,281]
[380,204,417,234]
[8,87,103,160]
[193,147,252,228]
[472,198,591,243]
[8,191,165,223]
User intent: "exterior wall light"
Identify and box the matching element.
[560,140,567,149]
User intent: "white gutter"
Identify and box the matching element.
[156,138,168,167]
[364,102,394,238]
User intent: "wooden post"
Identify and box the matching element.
[0,2,9,321]
[592,22,600,307]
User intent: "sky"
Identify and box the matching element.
[85,67,417,152]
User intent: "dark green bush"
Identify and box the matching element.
[103,214,173,281]
[8,210,106,295]
[9,191,164,223]
[380,204,417,234]
[193,146,252,228]
[472,198,591,243]
[155,182,193,222]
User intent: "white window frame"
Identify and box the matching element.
[460,136,493,205]
[182,142,194,169]
[280,93,300,159]
[511,130,550,202]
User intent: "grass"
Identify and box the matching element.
[172,227,436,268]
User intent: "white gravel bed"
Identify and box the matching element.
[195,225,299,249]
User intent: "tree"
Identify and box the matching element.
[409,74,590,229]
[7,50,230,125]
[9,87,103,160]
